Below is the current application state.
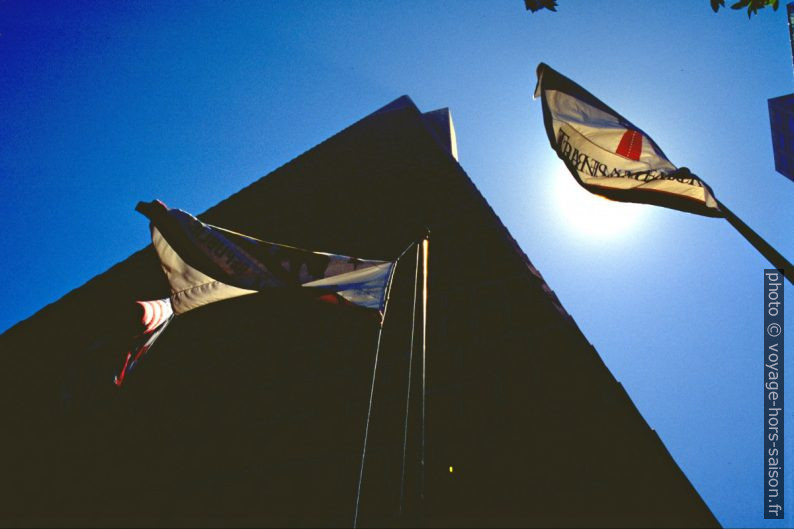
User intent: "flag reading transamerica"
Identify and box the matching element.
[534,63,722,217]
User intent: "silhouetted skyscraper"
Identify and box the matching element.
[0,96,719,527]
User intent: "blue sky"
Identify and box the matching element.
[1,1,792,527]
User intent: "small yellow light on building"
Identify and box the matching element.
[449,466,454,473]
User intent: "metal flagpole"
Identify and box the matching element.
[352,241,416,529]
[717,200,793,285]
[419,233,429,506]
[398,242,422,516]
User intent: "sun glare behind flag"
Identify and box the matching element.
[534,62,722,217]
[533,62,793,284]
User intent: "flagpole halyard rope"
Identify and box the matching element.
[398,242,421,516]
[353,238,417,528]
[352,262,396,529]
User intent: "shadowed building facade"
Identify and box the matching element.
[0,97,719,527]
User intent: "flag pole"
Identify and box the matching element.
[717,200,793,285]
[419,231,429,507]
[353,240,418,529]
[398,242,422,516]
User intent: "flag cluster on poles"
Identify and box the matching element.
[534,63,723,218]
[115,200,394,386]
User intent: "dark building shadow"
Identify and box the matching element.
[0,97,719,528]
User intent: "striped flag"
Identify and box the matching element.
[114,298,174,386]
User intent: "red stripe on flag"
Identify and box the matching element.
[114,352,132,387]
[616,129,643,161]
[138,301,153,329]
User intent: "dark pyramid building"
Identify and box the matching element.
[0,97,719,528]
